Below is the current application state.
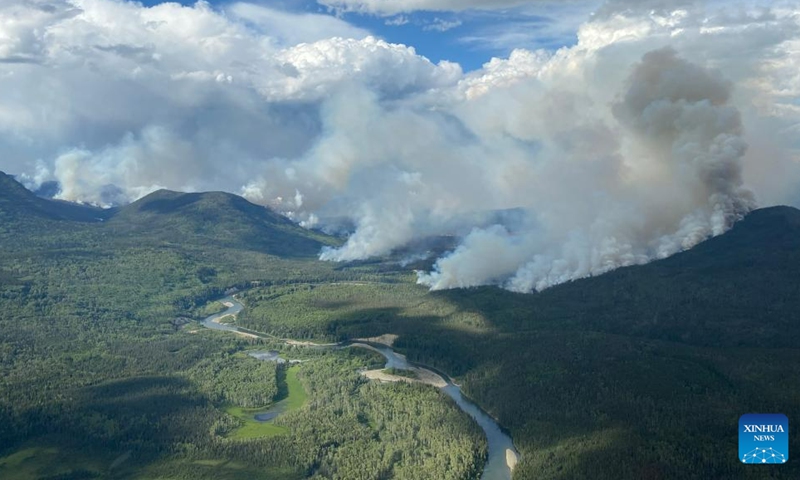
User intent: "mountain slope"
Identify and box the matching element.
[0,171,108,223]
[391,205,800,480]
[521,205,800,348]
[105,189,338,257]
[1,173,338,258]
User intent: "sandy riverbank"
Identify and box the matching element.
[353,333,399,347]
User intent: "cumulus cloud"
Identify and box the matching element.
[267,36,462,100]
[2,0,800,292]
[317,0,569,16]
[226,2,369,44]
[0,0,459,203]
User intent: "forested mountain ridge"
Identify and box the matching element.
[107,188,338,256]
[0,172,338,257]
[451,205,800,349]
[0,171,109,223]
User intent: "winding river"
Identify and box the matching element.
[201,296,519,480]
[201,297,244,334]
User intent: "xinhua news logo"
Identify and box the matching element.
[739,414,789,464]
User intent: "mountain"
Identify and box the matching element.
[520,205,800,348]
[33,180,61,199]
[0,173,337,257]
[400,205,800,480]
[107,188,338,257]
[0,171,109,223]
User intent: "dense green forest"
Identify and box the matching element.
[189,354,280,408]
[2,170,800,479]
[209,206,800,479]
[0,173,486,479]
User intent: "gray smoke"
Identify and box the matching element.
[420,48,756,292]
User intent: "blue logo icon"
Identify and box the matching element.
[739,414,788,464]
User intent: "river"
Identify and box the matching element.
[201,297,243,334]
[201,295,519,480]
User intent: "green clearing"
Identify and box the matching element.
[224,365,307,440]
[282,365,308,410]
[224,406,288,439]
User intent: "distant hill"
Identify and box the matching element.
[32,180,60,199]
[0,172,337,257]
[0,171,109,223]
[107,188,338,256]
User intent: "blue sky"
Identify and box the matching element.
[137,0,595,71]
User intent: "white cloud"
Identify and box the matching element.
[0,0,460,202]
[385,15,409,26]
[226,2,369,44]
[422,17,462,32]
[456,49,551,99]
[318,0,579,16]
[264,36,462,100]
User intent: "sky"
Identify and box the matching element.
[1,0,799,292]
[135,0,593,71]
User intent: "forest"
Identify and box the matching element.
[0,176,486,479]
[203,206,800,479]
[2,171,800,479]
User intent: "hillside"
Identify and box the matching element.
[0,177,451,479]
[0,171,109,224]
[393,206,800,479]
[0,173,338,257]
[449,205,800,349]
[106,189,338,257]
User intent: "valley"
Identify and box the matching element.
[196,294,518,479]
[1,172,799,479]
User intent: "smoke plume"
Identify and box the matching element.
[422,48,755,291]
